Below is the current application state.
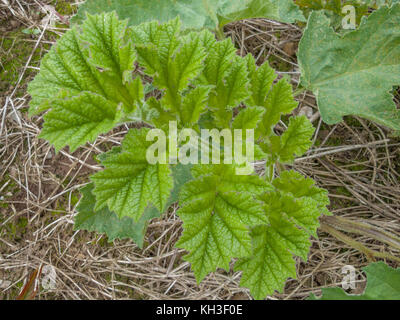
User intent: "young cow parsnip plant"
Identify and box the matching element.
[28,12,330,299]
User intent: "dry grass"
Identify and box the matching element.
[1,1,399,300]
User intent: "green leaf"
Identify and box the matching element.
[39,92,122,152]
[298,5,400,129]
[201,37,237,86]
[28,27,100,115]
[144,97,176,129]
[217,0,305,29]
[80,12,135,80]
[170,32,207,93]
[309,262,400,300]
[28,11,138,153]
[75,183,160,248]
[133,20,207,116]
[91,128,174,222]
[296,0,400,29]
[191,163,273,194]
[72,0,210,30]
[181,85,213,126]
[168,163,194,204]
[229,104,268,161]
[273,170,330,215]
[234,225,297,300]
[258,79,298,136]
[176,174,267,282]
[235,190,322,299]
[276,115,315,163]
[261,192,322,237]
[29,12,137,116]
[245,54,277,107]
[212,56,250,123]
[72,0,305,33]
[200,42,250,128]
[295,0,371,28]
[75,164,192,247]
[232,106,265,130]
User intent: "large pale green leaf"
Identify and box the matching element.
[72,0,305,33]
[217,0,306,27]
[309,262,400,300]
[295,0,371,28]
[298,4,400,129]
[296,0,400,29]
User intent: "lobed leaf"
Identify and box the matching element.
[40,92,122,152]
[75,164,192,247]
[235,190,323,299]
[259,79,299,137]
[91,128,174,221]
[29,12,138,151]
[275,115,315,163]
[298,4,400,129]
[234,225,297,300]
[176,172,267,282]
[75,183,160,247]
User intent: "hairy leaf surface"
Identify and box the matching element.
[234,224,297,300]
[72,0,305,33]
[298,5,400,129]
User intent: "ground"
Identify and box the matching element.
[0,0,399,300]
